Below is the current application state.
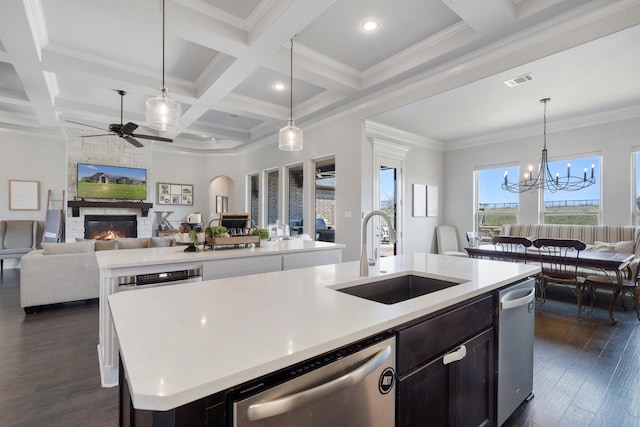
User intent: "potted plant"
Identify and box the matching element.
[205,225,229,245]
[184,229,200,252]
[250,228,270,241]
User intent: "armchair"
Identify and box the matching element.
[0,220,42,270]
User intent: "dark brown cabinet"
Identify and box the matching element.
[396,296,495,427]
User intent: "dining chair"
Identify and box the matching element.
[533,238,587,318]
[436,225,467,257]
[491,236,533,263]
[466,231,482,247]
[584,265,640,321]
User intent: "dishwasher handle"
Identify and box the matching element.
[246,344,392,422]
[500,287,535,311]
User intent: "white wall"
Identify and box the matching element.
[1,115,448,265]
[0,131,66,267]
[0,131,66,219]
[152,149,209,229]
[203,115,365,261]
[403,145,444,254]
[443,116,640,248]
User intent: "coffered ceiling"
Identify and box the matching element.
[0,0,639,152]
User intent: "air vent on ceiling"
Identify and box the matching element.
[504,73,535,87]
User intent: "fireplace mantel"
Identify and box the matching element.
[68,201,153,217]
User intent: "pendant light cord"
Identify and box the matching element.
[162,0,166,91]
[289,38,293,120]
[541,98,549,150]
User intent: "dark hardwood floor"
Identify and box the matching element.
[0,269,118,426]
[0,268,639,426]
[505,287,640,427]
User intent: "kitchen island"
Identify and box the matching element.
[97,239,344,387]
[110,253,539,425]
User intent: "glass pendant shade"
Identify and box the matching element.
[145,89,181,131]
[279,118,303,151]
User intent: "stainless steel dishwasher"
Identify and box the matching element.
[232,333,396,427]
[496,277,536,426]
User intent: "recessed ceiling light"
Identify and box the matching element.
[227,114,238,119]
[362,20,379,32]
[274,82,285,91]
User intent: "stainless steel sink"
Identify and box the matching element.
[334,275,464,304]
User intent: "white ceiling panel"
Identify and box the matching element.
[0,0,638,152]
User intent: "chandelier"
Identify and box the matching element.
[502,98,595,193]
[279,38,303,151]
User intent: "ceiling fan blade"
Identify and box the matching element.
[65,120,108,132]
[130,133,173,143]
[81,134,113,138]
[121,122,138,134]
[122,135,144,148]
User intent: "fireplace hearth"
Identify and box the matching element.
[84,215,137,240]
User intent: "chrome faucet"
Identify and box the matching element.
[360,210,397,277]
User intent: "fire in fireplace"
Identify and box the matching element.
[84,215,137,240]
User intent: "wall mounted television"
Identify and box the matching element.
[77,163,147,201]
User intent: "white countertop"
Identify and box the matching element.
[109,253,539,411]
[96,239,343,269]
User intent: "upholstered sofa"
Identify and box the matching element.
[0,220,42,271]
[501,224,640,274]
[20,237,174,313]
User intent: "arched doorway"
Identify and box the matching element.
[208,176,235,226]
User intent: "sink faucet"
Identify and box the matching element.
[360,210,397,277]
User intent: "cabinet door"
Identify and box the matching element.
[398,328,494,427]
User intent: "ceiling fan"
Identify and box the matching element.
[66,90,173,147]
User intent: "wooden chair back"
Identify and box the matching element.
[491,236,533,263]
[532,238,586,283]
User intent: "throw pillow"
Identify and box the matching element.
[42,240,95,255]
[95,239,119,251]
[613,240,634,254]
[148,237,174,248]
[593,241,614,252]
[116,238,150,249]
[74,238,119,251]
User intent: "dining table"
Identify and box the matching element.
[466,244,634,324]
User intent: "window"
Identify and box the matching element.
[543,156,600,225]
[266,169,279,226]
[314,157,335,242]
[286,164,303,236]
[476,166,519,242]
[248,173,259,227]
[635,152,640,226]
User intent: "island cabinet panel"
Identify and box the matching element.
[203,255,282,280]
[396,295,495,427]
[119,359,227,426]
[282,248,342,270]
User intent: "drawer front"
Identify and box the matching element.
[396,295,493,375]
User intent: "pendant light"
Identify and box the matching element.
[279,38,303,151]
[502,98,595,193]
[146,0,181,131]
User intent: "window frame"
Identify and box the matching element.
[541,154,602,225]
[474,164,520,241]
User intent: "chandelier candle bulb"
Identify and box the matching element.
[504,170,508,185]
[583,168,587,181]
[592,164,595,178]
[555,172,559,185]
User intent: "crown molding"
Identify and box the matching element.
[446,104,640,152]
[365,120,445,152]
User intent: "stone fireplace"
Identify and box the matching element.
[84,215,137,240]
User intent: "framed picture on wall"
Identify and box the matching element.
[158,183,193,205]
[216,195,228,213]
[9,180,40,210]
